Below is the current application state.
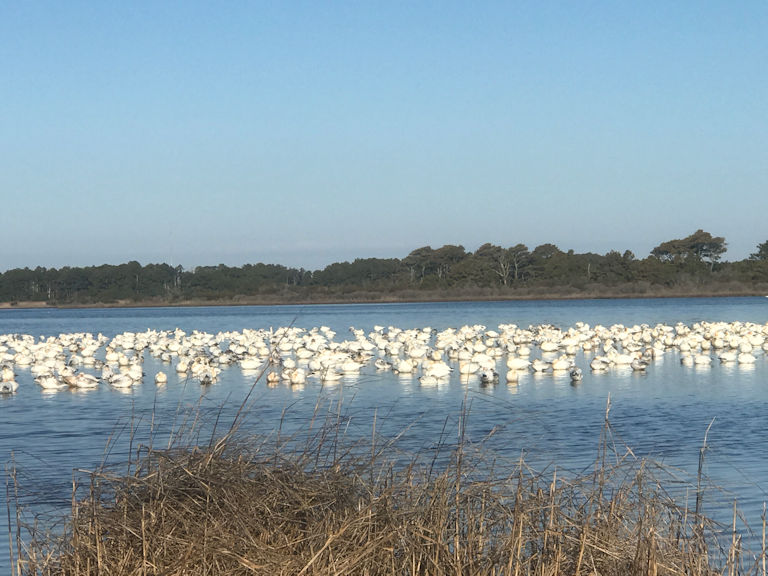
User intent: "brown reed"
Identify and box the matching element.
[10,405,765,576]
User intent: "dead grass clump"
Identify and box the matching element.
[12,420,760,575]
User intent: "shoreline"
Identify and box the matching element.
[1,288,766,310]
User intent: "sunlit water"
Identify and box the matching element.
[2,297,767,571]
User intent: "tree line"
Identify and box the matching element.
[2,231,767,305]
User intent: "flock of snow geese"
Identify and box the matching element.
[1,320,767,395]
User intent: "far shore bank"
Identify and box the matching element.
[2,287,766,311]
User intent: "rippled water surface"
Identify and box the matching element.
[2,297,768,571]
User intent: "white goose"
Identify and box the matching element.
[110,373,134,389]
[551,355,572,371]
[506,357,530,371]
[570,367,583,382]
[505,370,520,384]
[0,379,19,394]
[36,373,66,390]
[531,358,551,373]
[738,352,756,364]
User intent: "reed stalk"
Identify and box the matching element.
[762,502,766,576]
[6,461,15,576]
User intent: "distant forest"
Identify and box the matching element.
[2,231,768,306]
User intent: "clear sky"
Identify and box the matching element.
[2,1,766,272]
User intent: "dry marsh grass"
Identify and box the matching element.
[8,401,767,576]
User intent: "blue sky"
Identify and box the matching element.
[2,1,766,271]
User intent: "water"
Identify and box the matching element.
[2,297,768,571]
[2,296,767,338]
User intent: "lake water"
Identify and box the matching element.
[2,297,768,571]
